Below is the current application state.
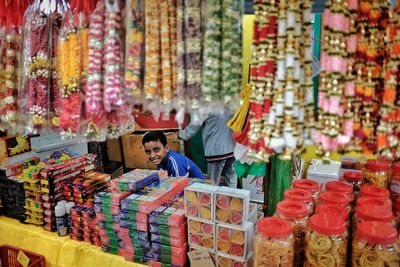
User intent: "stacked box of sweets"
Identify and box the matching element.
[110,169,160,192]
[63,172,111,204]
[41,154,97,231]
[70,204,101,246]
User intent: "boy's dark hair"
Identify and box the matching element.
[142,131,168,146]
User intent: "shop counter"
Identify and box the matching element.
[0,216,146,267]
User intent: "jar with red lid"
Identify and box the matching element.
[359,184,392,207]
[253,217,294,267]
[342,171,362,195]
[356,196,391,211]
[315,204,349,228]
[275,200,308,266]
[318,191,352,213]
[292,179,319,202]
[362,159,390,188]
[325,180,354,203]
[352,221,399,266]
[393,202,400,227]
[390,162,400,215]
[304,213,348,266]
[283,188,314,215]
[353,204,396,234]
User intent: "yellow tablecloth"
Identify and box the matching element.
[0,216,146,267]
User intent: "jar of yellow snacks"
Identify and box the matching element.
[284,188,314,215]
[292,179,320,202]
[275,200,308,267]
[253,217,294,267]
[359,184,392,208]
[362,159,390,188]
[353,204,395,234]
[326,180,354,203]
[390,162,400,221]
[315,204,349,228]
[342,171,362,195]
[318,191,351,213]
[352,221,400,266]
[304,213,348,267]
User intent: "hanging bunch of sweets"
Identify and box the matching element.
[314,0,355,160]
[377,2,400,159]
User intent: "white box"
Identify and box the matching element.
[307,159,341,191]
[216,221,254,261]
[216,252,253,267]
[188,217,216,251]
[185,183,219,222]
[214,186,250,228]
[242,175,264,204]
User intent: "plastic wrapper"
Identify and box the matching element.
[216,222,253,260]
[110,169,159,192]
[151,242,188,266]
[150,206,186,228]
[188,218,215,250]
[215,186,250,227]
[185,183,219,221]
[151,232,187,248]
[150,222,187,239]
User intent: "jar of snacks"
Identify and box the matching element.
[342,171,362,195]
[352,221,399,266]
[275,200,308,266]
[325,181,354,203]
[353,204,395,234]
[283,188,314,215]
[356,197,391,210]
[359,184,391,207]
[362,159,390,188]
[253,217,294,267]
[304,213,348,266]
[318,191,351,213]
[390,162,400,216]
[292,179,320,202]
[315,204,349,228]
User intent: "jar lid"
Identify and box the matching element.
[393,162,400,175]
[326,181,353,194]
[292,179,319,193]
[356,221,398,245]
[360,184,390,199]
[356,197,390,210]
[364,159,390,172]
[276,200,308,218]
[315,204,349,220]
[258,217,292,238]
[319,191,350,206]
[284,188,313,203]
[343,172,362,183]
[376,157,392,165]
[309,213,346,236]
[356,204,393,223]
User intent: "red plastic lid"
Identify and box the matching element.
[309,213,346,236]
[356,221,398,245]
[326,181,353,194]
[356,197,390,210]
[376,157,392,165]
[276,200,308,218]
[319,191,350,206]
[393,162,400,175]
[360,184,390,199]
[292,179,319,193]
[258,217,292,238]
[343,172,362,183]
[284,189,313,203]
[364,159,390,172]
[315,204,349,220]
[356,204,393,223]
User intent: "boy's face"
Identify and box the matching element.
[143,141,169,165]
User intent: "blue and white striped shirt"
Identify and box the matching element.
[158,150,205,179]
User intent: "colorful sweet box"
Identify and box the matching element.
[188,217,215,251]
[185,183,219,222]
[216,252,253,267]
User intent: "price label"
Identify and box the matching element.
[17,251,30,267]
[187,249,215,267]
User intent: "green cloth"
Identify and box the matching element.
[186,116,207,173]
[234,160,266,178]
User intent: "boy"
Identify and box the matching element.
[142,131,205,179]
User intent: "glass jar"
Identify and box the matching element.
[359,184,392,207]
[356,196,391,211]
[362,159,390,188]
[304,213,348,267]
[275,200,308,267]
[318,191,351,214]
[390,162,400,215]
[292,179,319,202]
[342,171,362,195]
[253,217,294,267]
[315,204,349,228]
[325,180,354,203]
[353,204,396,234]
[283,188,314,215]
[352,221,399,266]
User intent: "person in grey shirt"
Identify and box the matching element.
[179,112,237,188]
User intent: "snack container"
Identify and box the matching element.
[325,180,354,203]
[216,252,253,267]
[283,188,314,215]
[185,183,219,222]
[342,171,362,195]
[216,221,253,260]
[352,221,399,266]
[315,204,349,228]
[318,191,351,213]
[353,204,395,233]
[292,179,320,202]
[362,159,390,188]
[359,184,392,207]
[214,186,250,228]
[188,217,215,250]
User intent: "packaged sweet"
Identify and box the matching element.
[188,218,215,250]
[215,187,250,227]
[217,222,253,260]
[185,183,219,221]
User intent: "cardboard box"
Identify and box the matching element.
[0,135,31,159]
[107,138,123,162]
[122,130,180,169]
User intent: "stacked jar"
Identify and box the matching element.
[315,204,350,228]
[353,204,396,234]
[356,197,391,211]
[253,217,294,267]
[292,179,320,202]
[318,191,352,214]
[304,213,348,266]
[342,171,362,196]
[362,159,391,188]
[359,184,392,208]
[283,188,314,215]
[352,221,399,266]
[325,181,354,203]
[275,200,308,266]
[390,162,400,224]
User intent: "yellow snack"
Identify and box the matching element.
[199,207,211,220]
[202,237,214,249]
[230,197,243,211]
[189,220,201,233]
[186,190,198,204]
[216,209,229,222]
[217,240,230,253]
[231,230,245,245]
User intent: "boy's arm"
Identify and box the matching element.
[178,122,202,141]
